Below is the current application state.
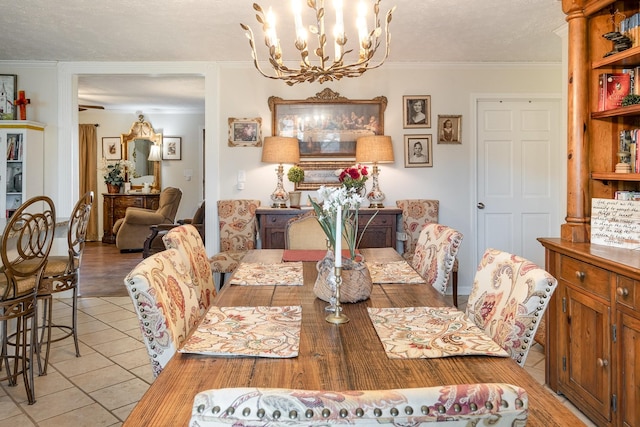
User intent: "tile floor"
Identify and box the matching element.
[0,297,596,426]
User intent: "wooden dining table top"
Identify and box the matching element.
[123,248,582,426]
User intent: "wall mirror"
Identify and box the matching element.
[121,115,162,190]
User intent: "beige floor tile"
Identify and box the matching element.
[89,378,149,411]
[92,336,145,358]
[53,351,114,377]
[92,308,137,324]
[109,348,151,371]
[76,319,112,335]
[72,365,135,394]
[76,298,111,308]
[107,317,139,333]
[78,303,122,316]
[37,402,119,427]
[0,414,36,427]
[21,387,94,422]
[79,328,129,347]
[128,365,155,384]
[111,401,139,422]
[0,395,22,420]
[46,341,93,364]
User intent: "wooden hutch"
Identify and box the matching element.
[538,1,640,426]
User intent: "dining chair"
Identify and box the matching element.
[0,195,56,404]
[124,247,201,377]
[465,248,558,367]
[285,210,350,250]
[162,223,216,315]
[190,383,528,426]
[209,199,260,288]
[412,223,463,298]
[37,191,93,375]
[396,199,460,306]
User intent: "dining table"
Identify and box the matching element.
[123,248,583,426]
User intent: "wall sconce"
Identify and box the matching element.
[355,135,394,208]
[261,136,300,207]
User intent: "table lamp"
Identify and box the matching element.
[355,135,394,208]
[261,136,300,208]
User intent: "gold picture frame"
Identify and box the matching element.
[269,88,387,159]
[403,95,431,128]
[437,114,462,144]
[294,161,354,191]
[404,134,433,168]
[228,117,263,147]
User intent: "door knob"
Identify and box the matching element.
[477,202,485,209]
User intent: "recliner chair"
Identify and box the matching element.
[113,187,182,251]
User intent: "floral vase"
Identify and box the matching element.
[106,183,121,194]
[313,250,372,303]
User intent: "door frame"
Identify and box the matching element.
[470,93,565,271]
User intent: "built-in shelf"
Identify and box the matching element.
[592,104,640,119]
[592,45,640,69]
[592,172,640,181]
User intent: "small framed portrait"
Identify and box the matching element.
[404,134,433,168]
[162,136,182,160]
[102,137,122,160]
[228,117,263,147]
[403,95,431,128]
[0,74,17,120]
[437,115,462,144]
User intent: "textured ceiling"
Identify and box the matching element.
[1,0,566,111]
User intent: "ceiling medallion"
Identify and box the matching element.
[240,0,395,86]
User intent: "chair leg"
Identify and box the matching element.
[452,271,458,308]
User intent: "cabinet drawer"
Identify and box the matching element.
[559,255,610,300]
[114,196,145,208]
[360,213,394,227]
[616,275,640,310]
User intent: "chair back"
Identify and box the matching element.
[163,224,216,313]
[124,247,200,377]
[285,211,350,250]
[465,248,558,366]
[190,383,528,426]
[1,195,56,300]
[396,199,439,261]
[412,223,463,295]
[156,187,183,223]
[217,199,260,251]
[66,191,94,269]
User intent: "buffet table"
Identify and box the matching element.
[123,248,582,426]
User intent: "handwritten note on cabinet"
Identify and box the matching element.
[591,198,640,249]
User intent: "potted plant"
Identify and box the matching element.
[287,165,305,208]
[102,160,134,194]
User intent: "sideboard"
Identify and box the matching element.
[256,207,402,250]
[102,193,160,244]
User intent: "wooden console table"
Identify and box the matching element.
[102,193,160,244]
[256,207,401,250]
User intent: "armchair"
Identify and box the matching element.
[113,187,182,251]
[143,200,205,258]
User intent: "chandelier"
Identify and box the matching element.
[240,0,395,86]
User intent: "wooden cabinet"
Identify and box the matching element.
[539,237,640,427]
[256,207,401,250]
[0,121,44,218]
[102,193,160,243]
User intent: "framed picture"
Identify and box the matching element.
[162,136,182,160]
[228,117,262,147]
[404,135,433,168]
[102,137,122,160]
[403,95,431,128]
[269,88,387,160]
[294,161,354,191]
[437,115,462,144]
[0,74,17,120]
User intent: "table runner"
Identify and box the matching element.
[228,262,303,285]
[179,306,302,358]
[368,307,509,359]
[367,260,426,284]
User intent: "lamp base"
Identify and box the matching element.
[368,202,384,209]
[325,312,350,324]
[271,202,288,208]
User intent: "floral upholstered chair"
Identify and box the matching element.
[124,248,201,377]
[163,224,216,315]
[190,383,528,426]
[209,199,260,288]
[465,248,558,367]
[397,199,460,306]
[412,223,463,297]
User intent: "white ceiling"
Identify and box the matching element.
[2,0,566,112]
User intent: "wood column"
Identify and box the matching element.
[561,0,591,242]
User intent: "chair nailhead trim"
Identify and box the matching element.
[212,406,221,414]
[501,400,509,408]
[436,404,446,414]
[197,404,205,414]
[470,403,478,411]
[453,403,461,412]
[225,407,234,415]
[339,408,348,418]
[374,408,382,417]
[257,408,265,418]
[355,408,364,417]
[421,405,429,415]
[242,407,251,416]
[272,410,281,419]
[321,408,330,418]
[485,401,494,410]
[404,406,413,415]
[289,410,298,419]
[390,407,398,416]
[515,398,524,409]
[305,409,314,418]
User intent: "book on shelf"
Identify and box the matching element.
[598,73,631,111]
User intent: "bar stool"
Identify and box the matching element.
[0,196,56,404]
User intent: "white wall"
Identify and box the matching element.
[0,60,563,294]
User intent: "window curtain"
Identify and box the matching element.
[79,124,99,241]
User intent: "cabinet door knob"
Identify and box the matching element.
[616,287,629,297]
[575,271,585,281]
[597,358,609,368]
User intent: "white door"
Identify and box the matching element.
[476,98,561,268]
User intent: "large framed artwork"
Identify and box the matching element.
[269,88,387,160]
[0,74,17,120]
